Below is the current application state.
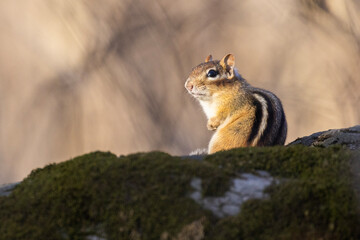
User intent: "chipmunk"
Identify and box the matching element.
[185,54,287,154]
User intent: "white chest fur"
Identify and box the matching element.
[199,100,217,119]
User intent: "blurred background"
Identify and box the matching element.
[1,0,360,184]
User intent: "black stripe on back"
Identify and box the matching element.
[273,108,287,145]
[247,96,263,145]
[252,91,275,145]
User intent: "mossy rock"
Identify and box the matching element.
[0,146,359,239]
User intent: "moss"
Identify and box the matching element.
[206,146,359,240]
[0,146,359,239]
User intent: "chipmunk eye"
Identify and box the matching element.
[207,69,219,78]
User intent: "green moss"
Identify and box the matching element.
[206,146,359,240]
[0,146,359,239]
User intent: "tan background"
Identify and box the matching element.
[1,0,360,184]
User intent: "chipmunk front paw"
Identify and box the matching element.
[207,117,221,131]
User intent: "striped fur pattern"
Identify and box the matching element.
[247,88,287,146]
[185,54,287,154]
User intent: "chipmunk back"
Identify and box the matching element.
[185,54,287,154]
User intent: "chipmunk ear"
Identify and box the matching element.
[220,54,235,78]
[205,55,213,62]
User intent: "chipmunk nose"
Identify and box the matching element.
[185,80,193,91]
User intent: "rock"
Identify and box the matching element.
[0,183,19,197]
[288,125,360,150]
[189,171,276,218]
[0,145,359,239]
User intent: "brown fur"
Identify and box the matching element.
[209,104,256,153]
[185,54,287,153]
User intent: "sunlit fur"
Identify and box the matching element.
[185,54,287,154]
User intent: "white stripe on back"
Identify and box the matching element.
[252,93,269,145]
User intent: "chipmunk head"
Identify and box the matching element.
[185,54,240,101]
